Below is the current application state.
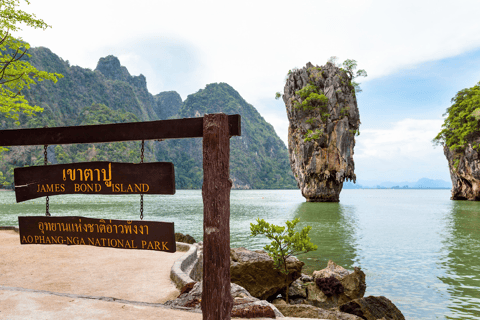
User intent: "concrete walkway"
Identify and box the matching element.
[0,230,321,320]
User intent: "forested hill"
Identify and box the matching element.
[0,47,296,189]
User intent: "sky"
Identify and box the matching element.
[15,0,480,183]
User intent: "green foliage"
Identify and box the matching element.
[0,0,63,126]
[250,218,317,303]
[340,106,350,117]
[433,81,480,152]
[453,158,460,170]
[176,83,297,189]
[275,92,281,100]
[305,117,316,125]
[328,57,367,93]
[293,84,329,111]
[304,129,323,142]
[349,129,360,136]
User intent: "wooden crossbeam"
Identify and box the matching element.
[0,114,241,146]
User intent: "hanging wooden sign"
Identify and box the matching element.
[14,161,175,203]
[18,216,176,252]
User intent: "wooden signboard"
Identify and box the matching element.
[18,216,176,252]
[14,161,175,202]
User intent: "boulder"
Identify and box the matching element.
[312,260,350,279]
[165,282,283,318]
[230,247,304,300]
[274,304,363,320]
[175,232,196,244]
[306,260,366,309]
[287,278,307,299]
[339,296,405,320]
[282,61,360,202]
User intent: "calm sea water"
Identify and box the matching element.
[1,189,479,319]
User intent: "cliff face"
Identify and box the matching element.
[282,62,360,202]
[1,45,296,190]
[153,91,182,119]
[157,82,296,189]
[444,142,480,200]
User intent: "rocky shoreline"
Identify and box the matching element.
[169,234,405,319]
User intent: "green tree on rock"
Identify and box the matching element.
[250,218,317,303]
[434,81,480,152]
[0,0,63,152]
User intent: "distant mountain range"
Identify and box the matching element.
[0,47,296,190]
[343,178,452,189]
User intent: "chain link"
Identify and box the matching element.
[44,144,50,217]
[140,140,144,220]
[140,194,144,220]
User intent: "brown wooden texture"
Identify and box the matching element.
[201,114,233,319]
[18,216,176,252]
[14,162,175,203]
[0,115,241,146]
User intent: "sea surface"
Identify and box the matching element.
[0,189,479,320]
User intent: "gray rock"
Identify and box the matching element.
[300,274,314,282]
[282,61,360,202]
[444,142,480,200]
[339,296,405,320]
[287,278,307,298]
[307,260,366,309]
[175,232,196,244]
[165,282,284,318]
[153,91,182,120]
[230,247,304,300]
[274,303,362,319]
[313,260,350,279]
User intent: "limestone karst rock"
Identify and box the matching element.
[444,142,480,200]
[282,62,360,201]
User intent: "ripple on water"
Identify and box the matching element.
[1,189,479,319]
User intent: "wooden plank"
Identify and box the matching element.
[0,114,241,146]
[14,162,175,202]
[18,216,176,253]
[201,114,233,319]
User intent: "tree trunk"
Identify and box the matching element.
[284,260,290,304]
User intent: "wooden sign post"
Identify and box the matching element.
[0,114,241,320]
[202,114,233,319]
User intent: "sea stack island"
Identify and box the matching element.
[282,62,360,202]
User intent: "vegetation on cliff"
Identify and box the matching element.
[434,81,480,153]
[0,48,296,190]
[157,83,296,189]
[281,59,364,201]
[433,81,480,200]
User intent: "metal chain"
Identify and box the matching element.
[140,140,144,220]
[44,144,50,217]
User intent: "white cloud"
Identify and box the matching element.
[13,0,477,182]
[17,0,480,101]
[354,119,450,181]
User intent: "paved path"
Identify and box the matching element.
[0,230,322,320]
[0,230,205,320]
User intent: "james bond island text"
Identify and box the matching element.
[14,162,175,202]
